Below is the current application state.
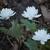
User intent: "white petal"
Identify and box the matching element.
[28,17,33,20]
[0,8,16,20]
[10,12,16,16]
[40,41,45,44]
[34,14,41,18]
[21,6,40,20]
[32,29,49,45]
[32,35,40,40]
[47,34,50,39]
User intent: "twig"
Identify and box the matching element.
[7,35,14,47]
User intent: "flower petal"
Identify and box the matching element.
[40,41,45,44]
[0,8,16,20]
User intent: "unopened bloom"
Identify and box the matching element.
[0,8,16,20]
[22,6,41,20]
[32,29,50,44]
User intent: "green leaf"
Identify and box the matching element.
[24,38,39,50]
[0,19,37,38]
[21,19,37,32]
[7,20,22,38]
[0,27,8,33]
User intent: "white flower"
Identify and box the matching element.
[21,6,41,20]
[0,8,16,20]
[32,29,50,44]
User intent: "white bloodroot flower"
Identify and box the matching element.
[21,6,41,20]
[32,29,50,44]
[0,8,16,20]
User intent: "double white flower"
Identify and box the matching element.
[32,29,50,44]
[22,6,41,20]
[0,8,16,20]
